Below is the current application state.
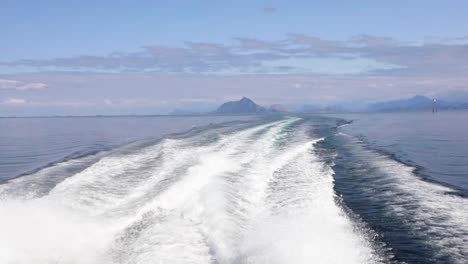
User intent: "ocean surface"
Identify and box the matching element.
[0,116,256,182]
[0,113,466,263]
[332,111,468,192]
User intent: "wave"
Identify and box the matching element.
[0,118,379,264]
[0,119,255,200]
[327,132,468,263]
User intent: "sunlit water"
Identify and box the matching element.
[0,114,466,263]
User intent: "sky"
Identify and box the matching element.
[1,0,468,115]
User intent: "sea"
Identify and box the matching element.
[0,112,466,263]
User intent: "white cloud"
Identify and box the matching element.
[3,98,27,105]
[0,79,17,88]
[0,79,47,90]
[2,34,468,76]
[17,82,47,90]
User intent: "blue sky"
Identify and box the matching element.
[3,0,467,60]
[1,1,468,115]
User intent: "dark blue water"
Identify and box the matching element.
[313,112,468,263]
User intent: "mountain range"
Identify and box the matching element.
[301,95,468,113]
[170,95,468,115]
[367,95,451,112]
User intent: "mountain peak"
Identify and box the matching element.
[216,97,266,114]
[411,95,431,101]
[369,95,434,112]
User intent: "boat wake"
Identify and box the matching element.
[325,132,468,264]
[0,118,379,264]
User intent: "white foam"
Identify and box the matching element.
[370,155,468,262]
[0,199,114,264]
[0,118,379,264]
[237,139,377,264]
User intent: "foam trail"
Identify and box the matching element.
[332,133,468,263]
[110,119,298,263]
[369,155,468,262]
[0,118,379,264]
[237,139,377,264]
[0,151,107,200]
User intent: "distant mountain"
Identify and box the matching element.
[216,97,266,114]
[298,95,466,113]
[269,104,288,112]
[456,102,468,109]
[176,95,468,116]
[368,95,432,112]
[367,95,458,112]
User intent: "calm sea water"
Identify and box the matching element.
[0,114,466,263]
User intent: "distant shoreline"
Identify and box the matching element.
[2,109,468,119]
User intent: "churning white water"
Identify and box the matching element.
[0,118,379,264]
